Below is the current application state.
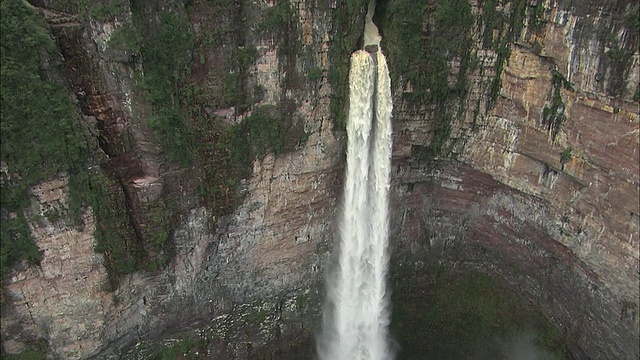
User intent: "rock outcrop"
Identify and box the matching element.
[1,177,109,359]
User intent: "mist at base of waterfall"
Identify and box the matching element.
[388,267,572,360]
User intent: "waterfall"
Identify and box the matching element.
[318,2,393,359]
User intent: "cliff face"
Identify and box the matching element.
[2,1,344,358]
[387,1,639,358]
[1,0,638,359]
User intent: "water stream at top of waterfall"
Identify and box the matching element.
[318,1,393,359]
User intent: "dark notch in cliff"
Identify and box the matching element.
[371,0,388,40]
[22,0,189,286]
[541,68,574,141]
[44,9,154,286]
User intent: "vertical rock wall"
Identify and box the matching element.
[2,0,350,358]
[1,177,111,359]
[388,0,639,358]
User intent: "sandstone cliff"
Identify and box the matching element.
[1,0,637,359]
[384,0,639,358]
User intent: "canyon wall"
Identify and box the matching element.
[383,2,639,359]
[386,0,639,358]
[1,0,638,359]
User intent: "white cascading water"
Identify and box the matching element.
[318,1,393,359]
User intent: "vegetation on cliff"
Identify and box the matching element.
[180,0,308,215]
[130,5,195,165]
[483,0,529,109]
[4,0,310,284]
[52,0,128,21]
[2,348,47,360]
[376,0,619,160]
[542,69,574,141]
[1,0,332,288]
[0,0,87,282]
[379,0,476,159]
[1,0,162,289]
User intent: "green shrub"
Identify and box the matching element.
[222,72,241,106]
[2,349,47,360]
[233,105,284,162]
[0,213,42,281]
[528,0,546,34]
[107,23,142,54]
[78,0,127,21]
[234,46,259,69]
[309,66,323,82]
[148,339,201,360]
[133,10,195,164]
[261,0,294,34]
[71,171,140,288]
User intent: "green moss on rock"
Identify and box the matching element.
[132,6,195,165]
[379,0,475,159]
[542,69,573,141]
[1,0,88,283]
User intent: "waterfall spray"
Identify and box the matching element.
[318,1,393,359]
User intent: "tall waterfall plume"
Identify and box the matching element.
[318,2,393,359]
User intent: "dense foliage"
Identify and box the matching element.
[0,0,86,202]
[2,348,47,360]
[53,0,127,21]
[0,0,145,290]
[133,8,195,165]
[0,0,87,281]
